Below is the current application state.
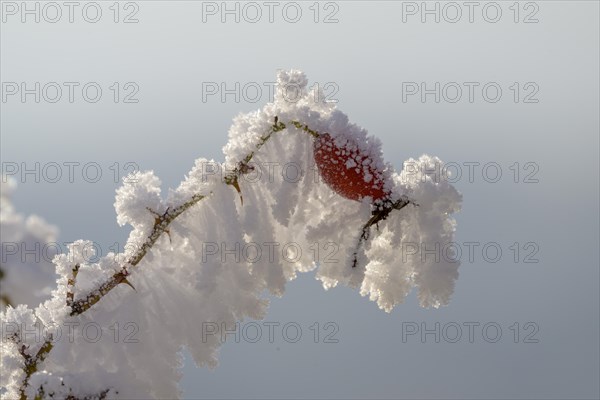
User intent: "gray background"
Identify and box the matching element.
[1,1,599,398]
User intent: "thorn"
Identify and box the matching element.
[120,277,136,292]
[113,268,137,292]
[229,177,244,205]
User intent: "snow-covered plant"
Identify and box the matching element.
[0,70,462,399]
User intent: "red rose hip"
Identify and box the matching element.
[313,133,389,202]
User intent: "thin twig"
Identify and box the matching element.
[223,116,290,204]
[351,197,415,268]
[14,333,54,400]
[69,194,206,316]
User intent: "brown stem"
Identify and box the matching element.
[68,194,206,316]
[223,117,321,204]
[351,197,414,268]
[14,334,54,400]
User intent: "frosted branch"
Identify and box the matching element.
[351,196,415,268]
[68,193,206,316]
[1,69,461,398]
[6,330,54,400]
[68,117,321,316]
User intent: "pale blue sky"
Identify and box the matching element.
[1,1,599,398]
